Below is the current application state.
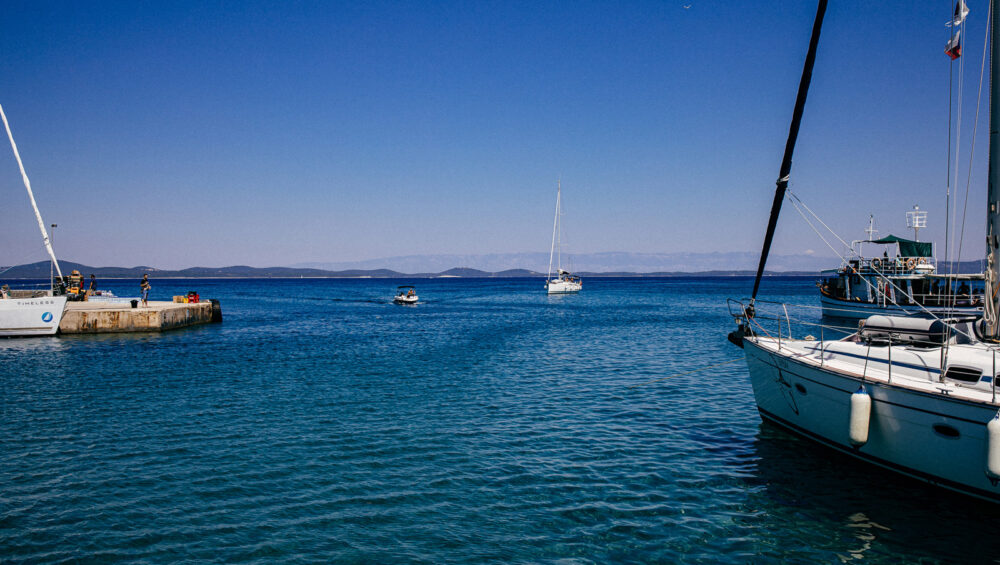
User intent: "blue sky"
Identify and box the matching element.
[0,1,991,269]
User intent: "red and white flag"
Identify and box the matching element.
[947,0,969,27]
[945,30,962,59]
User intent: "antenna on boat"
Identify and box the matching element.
[864,215,878,241]
[750,0,828,306]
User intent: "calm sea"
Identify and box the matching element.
[2,276,999,563]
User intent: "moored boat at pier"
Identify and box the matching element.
[0,103,67,336]
[729,0,1000,503]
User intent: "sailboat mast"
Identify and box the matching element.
[0,103,64,285]
[750,0,827,303]
[548,180,560,280]
[557,180,562,273]
[985,0,1000,339]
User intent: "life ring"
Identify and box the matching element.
[871,258,881,270]
[918,257,928,265]
[906,258,917,270]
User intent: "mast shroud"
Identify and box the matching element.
[750,0,828,302]
[987,0,1000,338]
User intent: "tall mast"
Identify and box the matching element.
[0,103,64,286]
[557,180,562,273]
[548,180,560,280]
[750,0,827,303]
[986,0,1000,338]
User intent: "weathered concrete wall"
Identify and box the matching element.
[60,301,214,334]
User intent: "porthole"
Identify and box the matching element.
[932,423,960,439]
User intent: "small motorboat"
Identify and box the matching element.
[393,286,418,304]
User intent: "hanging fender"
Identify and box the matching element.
[849,385,872,447]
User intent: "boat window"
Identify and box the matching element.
[932,423,960,439]
[944,366,982,383]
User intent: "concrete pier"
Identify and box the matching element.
[59,300,220,334]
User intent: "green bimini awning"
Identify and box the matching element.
[867,235,933,257]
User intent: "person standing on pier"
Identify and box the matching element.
[88,274,96,297]
[140,274,151,307]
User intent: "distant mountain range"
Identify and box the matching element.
[0,252,985,279]
[292,251,833,274]
[293,251,987,275]
[2,260,808,279]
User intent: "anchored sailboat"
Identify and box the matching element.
[0,103,67,336]
[545,180,582,294]
[729,0,1000,503]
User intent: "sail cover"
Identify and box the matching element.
[866,235,933,257]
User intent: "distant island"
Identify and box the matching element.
[1,260,828,279]
[2,255,985,279]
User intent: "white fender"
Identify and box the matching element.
[987,410,1000,480]
[849,385,871,447]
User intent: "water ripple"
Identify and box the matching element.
[3,277,1000,563]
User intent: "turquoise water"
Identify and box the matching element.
[2,277,999,563]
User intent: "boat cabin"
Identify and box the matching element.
[819,234,984,308]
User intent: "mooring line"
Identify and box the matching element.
[627,357,742,389]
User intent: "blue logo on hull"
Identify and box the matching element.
[41,312,53,323]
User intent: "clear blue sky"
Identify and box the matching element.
[0,1,991,269]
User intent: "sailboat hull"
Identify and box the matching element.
[0,296,67,336]
[546,280,582,294]
[743,337,1000,502]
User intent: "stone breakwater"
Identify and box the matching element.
[59,300,221,333]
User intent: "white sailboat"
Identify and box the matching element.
[730,0,1000,503]
[0,103,67,336]
[545,180,581,294]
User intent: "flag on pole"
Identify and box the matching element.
[947,0,969,27]
[945,30,962,59]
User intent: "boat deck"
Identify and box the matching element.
[751,336,1000,405]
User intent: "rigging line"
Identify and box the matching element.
[949,16,968,273]
[787,191,976,339]
[957,4,992,270]
[787,190,855,253]
[788,193,854,259]
[626,358,742,389]
[0,242,54,278]
[946,8,954,266]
